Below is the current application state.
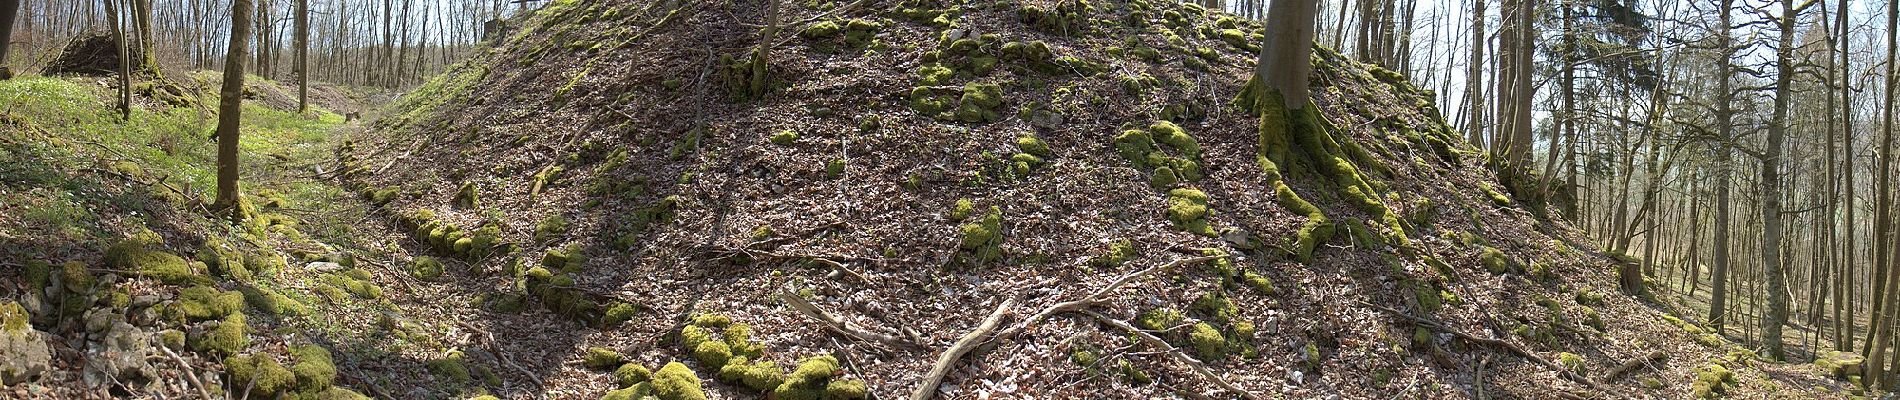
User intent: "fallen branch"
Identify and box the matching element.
[156,341,214,400]
[782,292,923,352]
[1362,302,1624,399]
[911,298,1014,400]
[460,321,546,392]
[1601,351,1668,383]
[1080,310,1257,400]
[985,255,1223,348]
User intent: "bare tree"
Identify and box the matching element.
[1,0,20,76]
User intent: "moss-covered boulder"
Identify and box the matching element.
[226,353,295,398]
[0,302,51,385]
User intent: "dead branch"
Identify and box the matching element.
[985,255,1223,348]
[459,321,546,392]
[155,341,214,400]
[1601,351,1668,383]
[781,292,923,352]
[911,298,1014,400]
[1080,310,1258,400]
[1362,301,1624,399]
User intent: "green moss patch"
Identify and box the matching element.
[193,313,249,356]
[226,353,295,398]
[956,206,1005,266]
[1166,188,1216,237]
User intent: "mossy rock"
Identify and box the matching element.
[650,362,708,400]
[584,347,626,370]
[107,239,209,286]
[953,83,1005,123]
[226,353,295,398]
[290,344,337,392]
[615,363,653,388]
[1166,188,1216,237]
[716,357,785,392]
[1088,239,1138,269]
[956,206,1005,265]
[1692,363,1735,398]
[425,351,475,384]
[240,285,308,316]
[1186,322,1226,361]
[412,256,445,281]
[176,286,244,321]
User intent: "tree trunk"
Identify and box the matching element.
[1837,0,1857,352]
[2,0,22,70]
[1708,0,1736,335]
[214,0,253,216]
[105,0,130,120]
[296,0,307,112]
[130,0,155,76]
[1756,0,1794,361]
[749,0,780,99]
[1870,0,1900,384]
[1464,0,1484,147]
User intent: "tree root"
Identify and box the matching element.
[910,298,1014,400]
[1601,351,1667,383]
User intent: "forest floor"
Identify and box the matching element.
[1657,270,1864,364]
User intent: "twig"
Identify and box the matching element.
[1362,301,1624,399]
[463,322,545,393]
[1601,351,1668,382]
[156,342,214,400]
[910,298,1014,400]
[782,292,923,352]
[1080,310,1258,400]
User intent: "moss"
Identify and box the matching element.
[651,362,708,400]
[716,357,785,391]
[1187,322,1226,361]
[1089,239,1138,269]
[1070,348,1099,368]
[916,64,954,86]
[242,285,308,316]
[226,353,295,398]
[1016,135,1051,158]
[1692,363,1735,398]
[954,83,1005,123]
[692,340,733,369]
[615,363,653,388]
[825,379,868,400]
[800,20,844,38]
[110,241,208,286]
[1136,308,1183,331]
[1482,182,1514,206]
[585,347,626,370]
[1117,359,1151,384]
[412,256,445,281]
[535,214,570,241]
[425,352,473,384]
[363,187,400,206]
[949,198,975,221]
[290,345,337,392]
[1190,292,1238,323]
[1480,247,1514,274]
[957,206,1005,265]
[1556,352,1584,375]
[771,130,799,145]
[1166,188,1216,237]
[177,286,245,321]
[453,181,480,209]
[825,159,847,179]
[603,301,638,327]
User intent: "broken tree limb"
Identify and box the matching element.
[984,254,1224,348]
[1081,310,1258,400]
[1601,351,1668,383]
[1361,301,1625,399]
[781,292,923,352]
[911,298,1014,400]
[155,341,214,400]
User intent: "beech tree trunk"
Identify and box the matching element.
[1708,0,1735,335]
[214,0,254,215]
[296,0,307,112]
[1258,0,1318,111]
[2,0,23,69]
[1757,0,1795,361]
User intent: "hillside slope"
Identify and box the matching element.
[333,0,1852,399]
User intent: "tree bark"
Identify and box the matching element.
[105,0,130,120]
[1464,0,1484,147]
[1708,0,1735,335]
[2,0,22,69]
[1757,0,1794,361]
[1837,0,1857,352]
[213,0,254,216]
[296,0,307,112]
[1870,0,1900,385]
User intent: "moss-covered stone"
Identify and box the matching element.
[716,357,784,392]
[956,206,1005,265]
[1187,322,1226,361]
[412,256,445,281]
[602,301,637,327]
[585,347,626,370]
[1088,239,1137,269]
[825,379,868,400]
[425,351,474,384]
[1166,188,1216,237]
[241,285,308,316]
[954,83,1005,123]
[177,286,244,321]
[949,198,975,221]
[1692,363,1735,398]
[1480,246,1514,274]
[771,130,799,146]
[1135,308,1183,331]
[1118,359,1151,384]
[651,362,708,400]
[226,353,295,398]
[290,344,336,392]
[535,214,570,241]
[1016,135,1051,158]
[108,239,209,286]
[453,181,480,209]
[615,363,652,388]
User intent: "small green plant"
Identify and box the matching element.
[771,130,799,145]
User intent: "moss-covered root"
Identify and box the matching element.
[1253,89,1408,246]
[1275,182,1333,262]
